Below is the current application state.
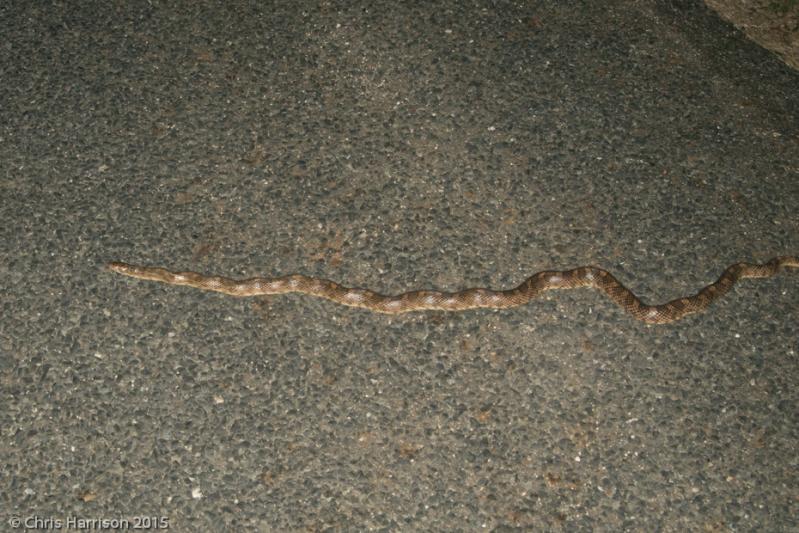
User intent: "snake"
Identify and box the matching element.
[106,257,798,324]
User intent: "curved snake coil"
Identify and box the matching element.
[107,257,798,324]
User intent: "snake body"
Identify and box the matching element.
[107,257,798,324]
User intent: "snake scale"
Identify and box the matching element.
[107,256,798,324]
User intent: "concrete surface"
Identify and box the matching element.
[2,0,798,531]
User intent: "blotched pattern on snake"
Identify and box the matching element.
[107,257,798,324]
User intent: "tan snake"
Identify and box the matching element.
[106,256,798,324]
